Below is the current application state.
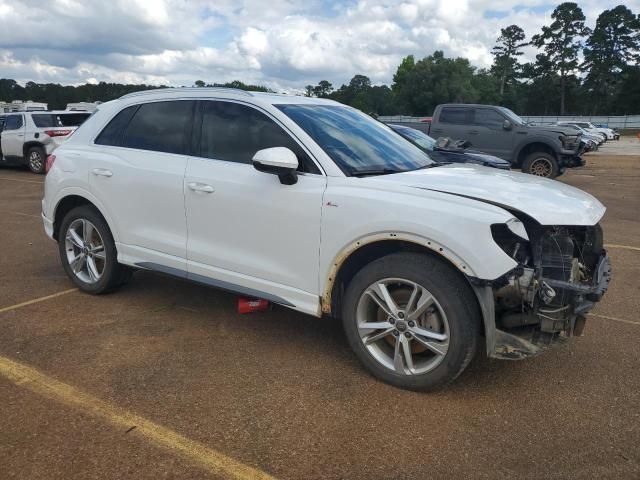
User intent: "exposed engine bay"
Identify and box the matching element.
[489,217,611,359]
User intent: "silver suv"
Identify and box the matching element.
[0,111,91,173]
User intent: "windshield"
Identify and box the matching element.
[497,107,525,126]
[391,125,437,151]
[276,105,434,175]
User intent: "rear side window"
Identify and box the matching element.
[439,107,470,125]
[121,101,195,155]
[95,105,138,146]
[199,101,320,174]
[58,113,91,127]
[473,108,505,129]
[3,115,23,130]
[32,114,59,128]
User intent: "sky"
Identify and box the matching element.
[0,0,638,92]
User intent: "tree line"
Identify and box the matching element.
[1,3,637,116]
[306,3,640,116]
[0,79,270,111]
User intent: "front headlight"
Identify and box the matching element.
[506,218,529,240]
[560,135,579,148]
[491,219,531,264]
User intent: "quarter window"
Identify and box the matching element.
[120,101,195,154]
[95,105,139,146]
[439,107,470,124]
[199,101,319,174]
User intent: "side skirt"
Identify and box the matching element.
[135,262,295,308]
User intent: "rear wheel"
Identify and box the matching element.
[58,205,132,294]
[27,146,46,174]
[342,253,480,391]
[522,152,559,178]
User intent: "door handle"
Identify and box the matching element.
[92,168,113,177]
[17,134,24,137]
[468,130,480,134]
[188,182,214,193]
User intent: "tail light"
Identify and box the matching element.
[44,129,72,137]
[45,154,56,173]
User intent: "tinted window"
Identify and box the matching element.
[95,105,138,146]
[473,108,505,129]
[199,101,320,174]
[32,114,59,128]
[59,113,91,127]
[4,115,23,130]
[439,107,470,124]
[277,105,433,175]
[121,101,194,154]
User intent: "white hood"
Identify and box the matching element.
[373,164,605,226]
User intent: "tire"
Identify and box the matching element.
[27,146,46,174]
[342,252,480,391]
[58,205,133,294]
[522,152,559,178]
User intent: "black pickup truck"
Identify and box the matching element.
[429,104,584,178]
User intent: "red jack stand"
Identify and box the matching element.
[237,297,270,314]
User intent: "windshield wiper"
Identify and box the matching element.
[350,168,403,177]
[417,162,448,169]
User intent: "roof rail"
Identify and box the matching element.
[119,87,254,100]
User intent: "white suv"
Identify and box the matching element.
[42,88,611,390]
[0,111,91,173]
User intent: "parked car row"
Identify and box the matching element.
[0,111,91,173]
[388,124,511,170]
[426,104,588,178]
[42,88,611,390]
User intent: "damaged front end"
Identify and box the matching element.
[487,218,611,359]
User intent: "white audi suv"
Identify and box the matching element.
[42,88,611,390]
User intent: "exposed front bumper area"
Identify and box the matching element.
[476,223,611,360]
[490,252,611,359]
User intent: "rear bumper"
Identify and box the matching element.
[42,211,54,240]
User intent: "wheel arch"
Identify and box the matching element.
[322,234,476,314]
[23,141,46,157]
[322,235,496,355]
[515,141,557,167]
[52,193,116,243]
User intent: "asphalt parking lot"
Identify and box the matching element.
[0,145,639,479]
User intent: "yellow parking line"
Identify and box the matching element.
[0,289,78,314]
[0,356,276,480]
[605,244,640,252]
[589,313,640,326]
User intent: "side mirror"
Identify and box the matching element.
[252,147,299,185]
[503,120,512,131]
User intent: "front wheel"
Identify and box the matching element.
[58,205,132,294]
[522,152,559,178]
[342,253,480,391]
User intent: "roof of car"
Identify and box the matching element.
[117,88,340,107]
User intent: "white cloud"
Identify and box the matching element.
[0,0,637,90]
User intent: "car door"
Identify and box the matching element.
[184,100,326,315]
[430,106,471,141]
[90,100,194,272]
[466,107,514,159]
[1,114,25,158]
